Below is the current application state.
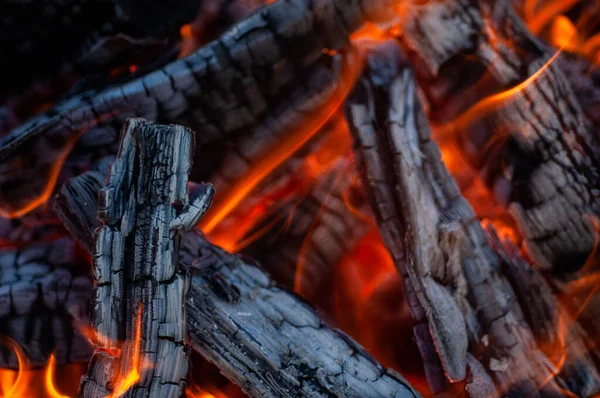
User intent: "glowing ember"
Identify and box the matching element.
[0,337,28,398]
[45,354,69,398]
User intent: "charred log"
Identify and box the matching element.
[346,40,600,396]
[398,0,600,273]
[184,230,419,398]
[79,119,212,397]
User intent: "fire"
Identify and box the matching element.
[523,0,600,66]
[448,49,561,133]
[524,0,584,34]
[186,382,229,398]
[550,16,580,52]
[199,47,364,235]
[0,336,86,398]
[0,337,28,398]
[0,133,81,219]
[44,355,69,398]
[110,306,148,398]
[206,116,352,252]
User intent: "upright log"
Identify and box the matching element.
[79,118,214,397]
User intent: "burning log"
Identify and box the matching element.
[194,49,360,231]
[0,0,390,218]
[78,119,213,397]
[346,40,600,396]
[55,118,420,398]
[398,0,600,273]
[0,237,93,368]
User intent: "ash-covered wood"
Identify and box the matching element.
[0,237,93,368]
[79,119,213,397]
[0,0,397,216]
[345,39,600,396]
[398,0,600,273]
[183,230,419,398]
[56,140,420,398]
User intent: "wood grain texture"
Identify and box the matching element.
[79,118,214,398]
[183,230,419,398]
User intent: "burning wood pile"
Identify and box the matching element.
[1,0,599,396]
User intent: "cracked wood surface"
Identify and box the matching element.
[79,119,214,397]
[0,236,93,368]
[0,0,397,216]
[398,0,600,273]
[345,40,600,396]
[183,230,419,398]
[56,144,420,398]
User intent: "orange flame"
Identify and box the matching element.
[0,133,81,219]
[186,382,229,398]
[45,354,69,398]
[525,0,584,34]
[448,49,562,132]
[200,49,364,235]
[0,337,28,398]
[550,16,580,52]
[110,306,147,398]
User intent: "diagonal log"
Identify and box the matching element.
[78,119,213,397]
[55,122,420,398]
[0,0,398,216]
[345,39,600,396]
[398,0,600,273]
